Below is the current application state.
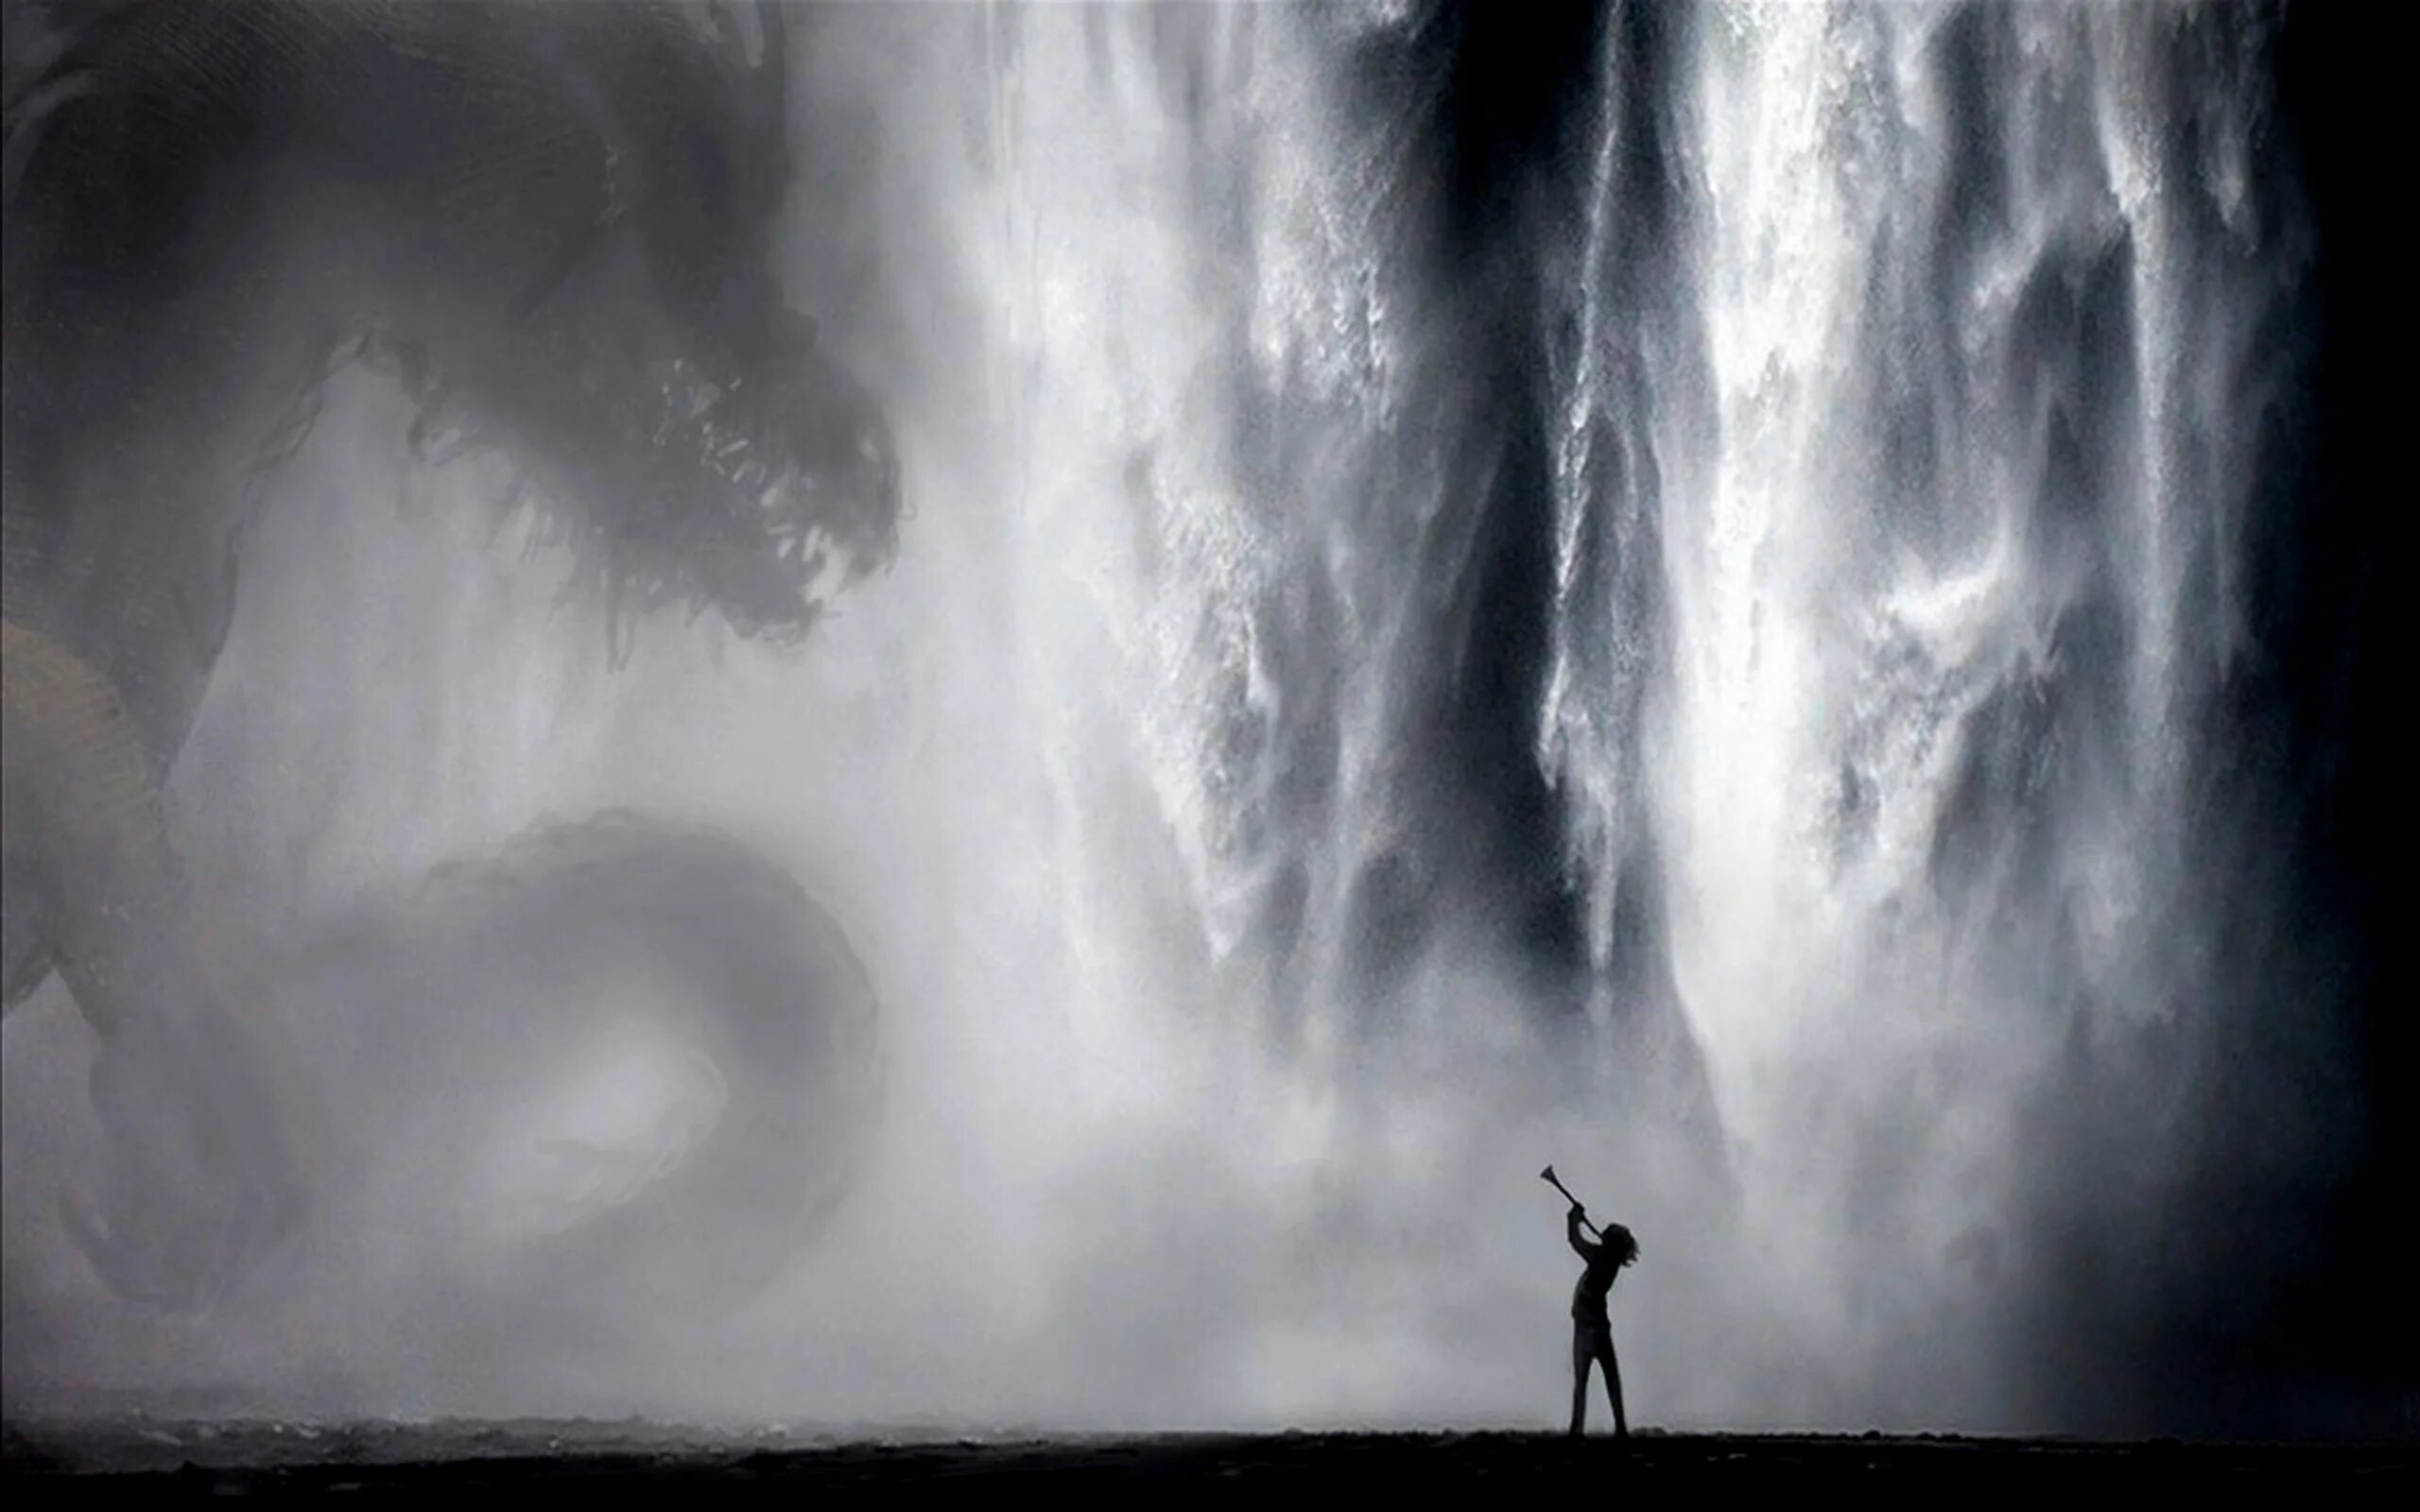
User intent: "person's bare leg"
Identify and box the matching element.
[1599,1332,1629,1438]
[1569,1332,1591,1436]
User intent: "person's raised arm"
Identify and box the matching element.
[1566,1206,1595,1259]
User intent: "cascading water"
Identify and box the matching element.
[1540,2,2305,1421]
[783,0,2308,1431]
[2,0,2352,1439]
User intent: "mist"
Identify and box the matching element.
[3,1,2398,1442]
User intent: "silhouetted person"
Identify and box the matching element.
[1566,1202,1637,1437]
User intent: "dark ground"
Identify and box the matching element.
[5,1419,2413,1499]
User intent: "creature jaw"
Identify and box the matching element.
[588,352,900,662]
[372,330,902,663]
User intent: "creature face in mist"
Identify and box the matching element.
[608,311,901,653]
[434,299,903,662]
[390,204,904,666]
[314,0,907,662]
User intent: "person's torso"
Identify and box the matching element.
[1571,1253,1618,1321]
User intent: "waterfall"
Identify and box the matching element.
[2,0,2335,1435]
[804,0,2307,1427]
[1540,1,2302,1400]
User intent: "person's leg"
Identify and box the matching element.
[1596,1330,1629,1438]
[1569,1329,1592,1436]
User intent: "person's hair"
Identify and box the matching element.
[1604,1222,1640,1268]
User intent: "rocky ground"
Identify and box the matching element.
[6,1418,2414,1499]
